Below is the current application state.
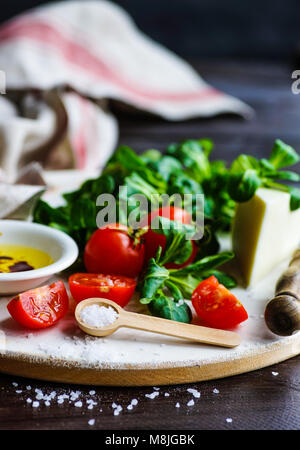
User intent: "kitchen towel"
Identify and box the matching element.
[0,0,253,183]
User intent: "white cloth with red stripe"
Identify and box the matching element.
[0,0,252,183]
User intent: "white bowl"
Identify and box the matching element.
[0,220,78,295]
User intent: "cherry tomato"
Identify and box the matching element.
[69,273,136,307]
[7,281,69,329]
[191,275,248,329]
[141,206,196,269]
[84,223,145,278]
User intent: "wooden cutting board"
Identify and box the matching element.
[0,260,299,386]
[0,178,299,386]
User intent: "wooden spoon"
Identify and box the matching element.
[265,250,300,336]
[75,298,241,348]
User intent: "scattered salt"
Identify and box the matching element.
[272,371,279,376]
[187,388,200,398]
[113,405,122,416]
[226,418,233,423]
[74,401,83,408]
[175,402,180,408]
[153,387,160,391]
[127,404,133,410]
[213,388,219,394]
[16,390,22,394]
[26,398,32,404]
[145,392,159,399]
[164,393,170,397]
[32,401,39,408]
[88,419,95,426]
[12,382,18,387]
[187,399,194,407]
[89,390,96,395]
[80,305,118,328]
[131,399,138,406]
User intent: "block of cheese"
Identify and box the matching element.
[232,188,300,287]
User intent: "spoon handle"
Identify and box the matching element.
[121,311,240,348]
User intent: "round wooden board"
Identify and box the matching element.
[1,265,299,386]
[0,181,299,386]
[0,335,299,386]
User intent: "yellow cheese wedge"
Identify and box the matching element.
[232,188,300,287]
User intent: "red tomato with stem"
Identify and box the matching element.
[7,281,69,329]
[191,275,248,329]
[141,206,197,268]
[69,273,136,307]
[84,223,145,278]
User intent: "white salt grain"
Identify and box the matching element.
[164,393,170,397]
[226,418,233,423]
[127,404,133,410]
[187,399,194,407]
[89,390,96,395]
[80,305,118,328]
[187,388,200,398]
[213,388,219,394]
[131,399,138,406]
[272,371,279,376]
[26,398,32,404]
[145,392,159,399]
[113,405,122,416]
[32,401,39,408]
[12,382,18,387]
[74,401,83,408]
[88,419,95,426]
[175,402,180,408]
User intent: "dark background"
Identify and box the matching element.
[0,0,299,60]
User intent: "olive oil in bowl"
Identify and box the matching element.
[0,245,53,273]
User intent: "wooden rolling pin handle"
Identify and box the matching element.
[265,250,300,336]
[275,250,300,298]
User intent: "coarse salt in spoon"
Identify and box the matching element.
[75,298,241,348]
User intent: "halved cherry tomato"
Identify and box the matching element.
[7,281,69,329]
[84,223,145,278]
[140,206,197,269]
[191,276,248,329]
[69,273,136,307]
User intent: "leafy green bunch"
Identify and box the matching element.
[228,139,300,210]
[33,138,300,255]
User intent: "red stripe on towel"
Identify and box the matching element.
[0,18,224,103]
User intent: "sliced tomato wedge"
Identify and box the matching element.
[69,273,137,307]
[7,281,69,329]
[191,275,248,329]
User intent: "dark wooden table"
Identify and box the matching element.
[0,60,299,430]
